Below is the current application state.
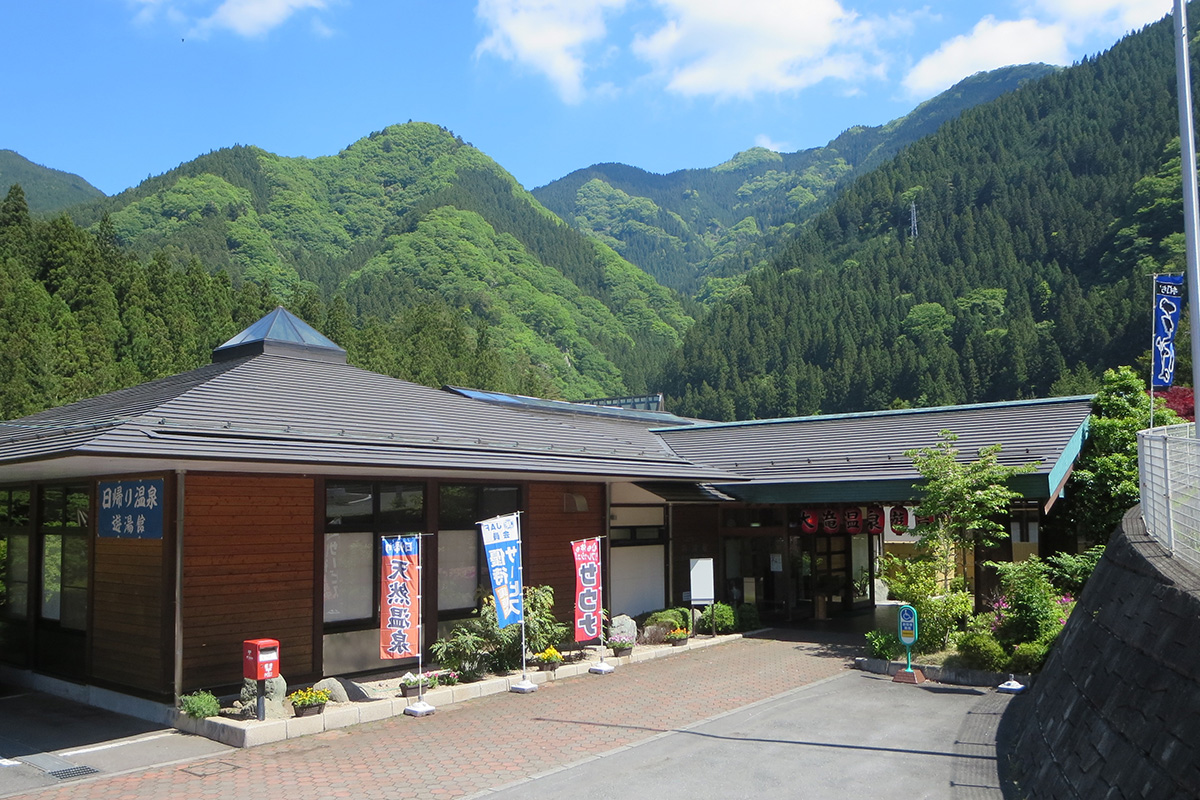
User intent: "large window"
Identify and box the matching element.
[38,485,89,631]
[323,481,424,627]
[0,488,32,665]
[437,484,520,618]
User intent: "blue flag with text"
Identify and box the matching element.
[1153,275,1185,388]
[480,513,524,628]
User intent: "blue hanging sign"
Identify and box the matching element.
[479,513,524,628]
[1152,275,1185,388]
[98,478,165,539]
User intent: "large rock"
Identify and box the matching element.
[610,614,637,642]
[240,675,288,719]
[314,677,351,703]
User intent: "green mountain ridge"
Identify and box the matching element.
[662,17,1187,420]
[533,64,1058,295]
[62,123,692,399]
[0,150,104,214]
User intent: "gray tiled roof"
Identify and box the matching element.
[655,396,1094,500]
[0,353,737,482]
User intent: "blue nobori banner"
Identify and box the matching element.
[479,513,524,628]
[1153,275,1185,388]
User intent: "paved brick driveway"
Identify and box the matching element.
[10,630,858,800]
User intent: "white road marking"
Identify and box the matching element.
[59,730,180,757]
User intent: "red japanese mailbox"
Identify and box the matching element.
[243,638,280,681]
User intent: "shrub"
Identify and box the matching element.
[646,607,691,633]
[430,585,568,678]
[1007,637,1054,674]
[697,602,736,634]
[955,632,1008,672]
[878,553,938,604]
[989,558,1059,647]
[865,629,902,661]
[1045,546,1105,596]
[430,620,489,681]
[736,602,761,631]
[912,591,973,654]
[179,690,220,719]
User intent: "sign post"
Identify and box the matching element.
[893,604,926,684]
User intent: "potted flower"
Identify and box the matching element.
[288,686,332,716]
[399,672,433,697]
[533,646,564,670]
[664,627,689,646]
[608,634,635,657]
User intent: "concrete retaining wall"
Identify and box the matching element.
[1006,506,1200,798]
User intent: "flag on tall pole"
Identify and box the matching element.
[479,513,524,628]
[1153,274,1185,389]
[572,537,602,642]
[380,535,420,659]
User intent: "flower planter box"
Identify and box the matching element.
[670,638,688,647]
[294,703,325,717]
[400,684,425,698]
[612,647,633,657]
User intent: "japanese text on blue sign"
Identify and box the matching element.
[98,478,164,539]
[480,513,524,628]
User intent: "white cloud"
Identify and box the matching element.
[1024,0,1172,33]
[902,16,1071,98]
[475,0,629,104]
[633,0,884,98]
[192,0,327,38]
[755,133,791,152]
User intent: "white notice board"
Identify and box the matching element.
[689,558,715,606]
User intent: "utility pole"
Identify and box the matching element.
[1173,0,1200,428]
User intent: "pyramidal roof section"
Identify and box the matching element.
[212,307,347,364]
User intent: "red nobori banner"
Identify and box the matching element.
[572,538,602,642]
[380,535,420,659]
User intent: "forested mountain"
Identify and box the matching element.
[57,123,693,400]
[533,64,1056,295]
[664,15,1189,420]
[0,150,104,214]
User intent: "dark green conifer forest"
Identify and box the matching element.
[664,13,1194,419]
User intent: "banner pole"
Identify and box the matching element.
[404,533,435,716]
[1152,272,1158,431]
[509,512,538,693]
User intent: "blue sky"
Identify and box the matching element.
[0,0,1177,196]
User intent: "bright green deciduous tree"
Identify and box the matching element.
[1057,366,1182,546]
[906,429,1041,594]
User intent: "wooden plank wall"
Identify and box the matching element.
[91,537,168,693]
[182,474,315,689]
[523,482,605,622]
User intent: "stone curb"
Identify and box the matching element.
[853,656,1035,688]
[173,633,746,748]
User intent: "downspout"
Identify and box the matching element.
[173,470,185,701]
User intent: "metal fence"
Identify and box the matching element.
[1138,422,1200,572]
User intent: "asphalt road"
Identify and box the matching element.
[479,671,1010,800]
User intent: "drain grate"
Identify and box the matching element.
[48,765,100,780]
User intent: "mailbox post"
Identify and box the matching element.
[243,638,279,721]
